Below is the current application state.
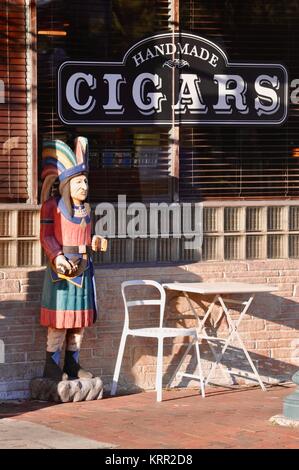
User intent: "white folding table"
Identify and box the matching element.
[162,281,278,391]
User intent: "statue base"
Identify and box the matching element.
[269,414,299,428]
[30,376,104,403]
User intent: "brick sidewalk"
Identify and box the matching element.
[0,384,299,449]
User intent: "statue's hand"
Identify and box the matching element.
[54,254,78,275]
[92,235,108,252]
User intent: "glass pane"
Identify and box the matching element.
[0,212,11,237]
[179,0,299,200]
[246,235,264,259]
[37,0,171,203]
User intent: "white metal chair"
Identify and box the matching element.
[111,280,205,402]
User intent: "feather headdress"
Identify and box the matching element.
[41,137,89,203]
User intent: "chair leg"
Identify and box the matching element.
[156,337,164,402]
[111,331,127,396]
[167,341,193,389]
[194,339,205,398]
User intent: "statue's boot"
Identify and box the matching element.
[63,350,94,379]
[43,350,68,381]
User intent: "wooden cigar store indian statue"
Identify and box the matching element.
[39,137,107,382]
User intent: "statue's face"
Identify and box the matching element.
[70,174,88,204]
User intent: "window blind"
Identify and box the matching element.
[179,0,299,200]
[0,0,28,202]
[37,0,172,203]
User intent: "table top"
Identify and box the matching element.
[162,281,278,294]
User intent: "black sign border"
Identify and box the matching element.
[57,32,289,126]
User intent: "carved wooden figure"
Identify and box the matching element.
[34,137,107,401]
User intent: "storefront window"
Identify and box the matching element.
[0,1,28,202]
[37,0,299,202]
[180,0,299,199]
[37,0,171,202]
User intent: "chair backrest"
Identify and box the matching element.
[121,280,166,329]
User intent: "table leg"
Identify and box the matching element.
[184,292,233,384]
[205,295,266,391]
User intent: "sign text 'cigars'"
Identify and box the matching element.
[57,33,288,125]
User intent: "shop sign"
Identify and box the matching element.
[57,32,288,125]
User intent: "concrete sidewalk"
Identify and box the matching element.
[0,418,116,449]
[0,384,298,449]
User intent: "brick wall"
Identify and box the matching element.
[0,260,299,399]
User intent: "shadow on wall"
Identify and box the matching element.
[1,265,299,401]
[0,269,46,400]
[0,267,139,401]
[95,266,299,395]
[164,288,299,388]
